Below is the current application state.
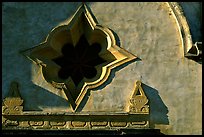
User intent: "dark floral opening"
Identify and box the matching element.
[52,34,106,86]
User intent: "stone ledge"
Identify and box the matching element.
[2,129,164,135]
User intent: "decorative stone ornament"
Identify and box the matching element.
[2,81,23,115]
[22,3,137,111]
[128,81,149,114]
[2,80,150,130]
[2,2,201,135]
[167,2,202,61]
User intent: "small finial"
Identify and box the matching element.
[8,81,22,98]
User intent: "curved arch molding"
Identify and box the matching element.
[167,2,202,61]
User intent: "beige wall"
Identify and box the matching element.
[2,2,202,135]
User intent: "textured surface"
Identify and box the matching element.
[2,2,202,135]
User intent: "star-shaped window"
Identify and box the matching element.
[22,4,137,111]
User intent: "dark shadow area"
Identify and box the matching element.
[186,42,202,64]
[186,55,202,64]
[17,45,72,111]
[2,63,71,112]
[179,2,202,43]
[178,3,202,64]
[142,83,169,128]
[2,129,165,135]
[22,84,71,111]
[52,34,105,87]
[3,2,97,112]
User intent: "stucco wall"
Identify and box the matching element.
[2,2,202,135]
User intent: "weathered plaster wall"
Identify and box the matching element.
[2,2,202,135]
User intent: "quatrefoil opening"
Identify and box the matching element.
[23,4,137,111]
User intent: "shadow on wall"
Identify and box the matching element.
[23,84,71,111]
[13,2,94,111]
[2,79,71,111]
[2,2,88,109]
[179,2,202,42]
[142,83,169,128]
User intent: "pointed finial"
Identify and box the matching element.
[2,81,24,114]
[7,81,22,98]
[128,81,149,113]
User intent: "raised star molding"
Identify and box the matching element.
[22,3,137,111]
